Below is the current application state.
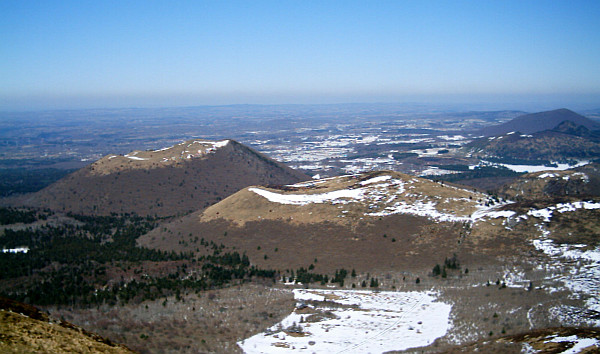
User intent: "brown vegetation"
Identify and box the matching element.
[48,283,294,354]
[0,297,134,353]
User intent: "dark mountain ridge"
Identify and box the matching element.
[478,108,600,137]
[18,139,309,217]
[468,119,600,161]
[551,120,600,141]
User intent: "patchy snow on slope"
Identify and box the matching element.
[359,175,392,185]
[521,334,600,354]
[189,139,230,147]
[238,289,452,354]
[549,335,599,353]
[533,239,600,264]
[527,202,600,222]
[438,135,466,141]
[571,172,590,183]
[378,137,434,144]
[249,187,366,206]
[409,147,451,157]
[532,231,600,324]
[187,140,230,155]
[472,209,516,219]
[527,209,554,222]
[288,175,350,188]
[251,174,514,223]
[367,200,470,222]
[502,267,529,289]
[536,172,589,182]
[213,140,230,148]
[537,172,559,179]
[341,156,398,174]
[419,167,463,176]
[152,140,230,157]
[251,175,407,207]
[125,155,148,161]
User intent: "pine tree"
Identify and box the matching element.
[432,264,441,276]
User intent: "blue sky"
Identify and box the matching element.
[1,0,599,110]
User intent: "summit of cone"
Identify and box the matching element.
[21,139,309,217]
[87,139,234,176]
[199,170,510,227]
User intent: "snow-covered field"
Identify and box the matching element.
[476,160,590,173]
[238,289,452,354]
[419,166,464,176]
[248,129,476,176]
[339,155,400,174]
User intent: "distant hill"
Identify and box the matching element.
[468,120,600,161]
[20,139,309,217]
[478,108,600,137]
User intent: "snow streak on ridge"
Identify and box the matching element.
[249,174,512,223]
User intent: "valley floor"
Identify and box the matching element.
[47,241,600,354]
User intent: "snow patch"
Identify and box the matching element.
[251,175,514,224]
[532,234,600,320]
[2,247,29,254]
[478,160,590,173]
[538,172,558,179]
[238,289,452,353]
[125,156,148,161]
[549,335,599,354]
[527,202,600,222]
[438,135,466,141]
[249,187,365,206]
[359,175,392,185]
[419,167,463,176]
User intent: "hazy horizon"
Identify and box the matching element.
[2,95,599,115]
[2,1,599,111]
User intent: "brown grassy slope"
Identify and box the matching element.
[49,284,295,354]
[200,171,490,226]
[138,171,517,274]
[19,140,308,217]
[0,297,134,353]
[140,215,469,275]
